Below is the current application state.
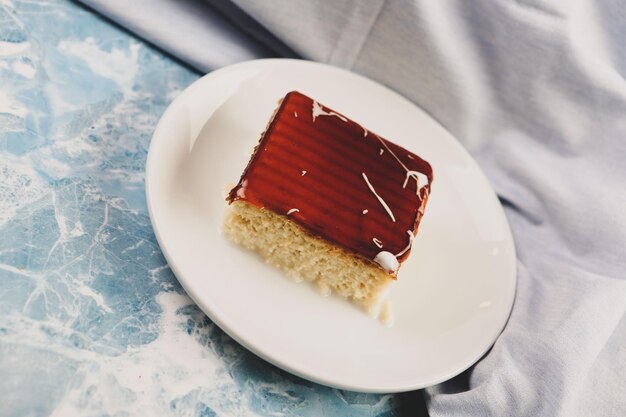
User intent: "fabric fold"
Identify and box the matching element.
[75,0,626,415]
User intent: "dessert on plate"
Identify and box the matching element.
[224,91,433,314]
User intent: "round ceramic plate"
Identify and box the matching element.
[146,59,517,393]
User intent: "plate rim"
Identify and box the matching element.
[145,58,517,393]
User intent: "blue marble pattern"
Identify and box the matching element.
[0,1,405,415]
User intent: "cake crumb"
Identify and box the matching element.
[317,283,332,297]
[380,301,394,327]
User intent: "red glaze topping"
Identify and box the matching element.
[227,91,433,276]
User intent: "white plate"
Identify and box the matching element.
[146,59,517,393]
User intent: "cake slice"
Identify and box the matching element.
[224,91,433,314]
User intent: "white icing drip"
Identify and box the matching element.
[402,170,430,193]
[236,180,247,198]
[294,111,298,118]
[311,100,348,123]
[372,238,383,248]
[379,148,384,155]
[375,135,428,195]
[395,230,415,257]
[362,209,368,214]
[374,251,399,273]
[418,188,430,215]
[301,170,307,176]
[363,128,368,137]
[361,173,395,222]
[287,208,299,215]
[407,154,414,159]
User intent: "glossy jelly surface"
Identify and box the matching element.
[228,91,433,273]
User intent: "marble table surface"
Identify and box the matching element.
[0,1,423,415]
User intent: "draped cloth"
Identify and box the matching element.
[79,1,626,415]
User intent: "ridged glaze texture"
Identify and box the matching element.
[228,91,433,272]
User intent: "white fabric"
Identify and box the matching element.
[79,0,278,69]
[79,0,626,415]
[231,3,626,415]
